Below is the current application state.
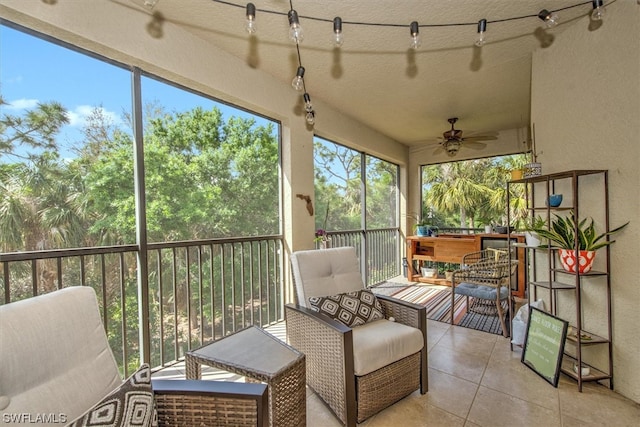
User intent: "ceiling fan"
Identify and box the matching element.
[433,117,498,157]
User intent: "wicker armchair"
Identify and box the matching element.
[0,286,268,427]
[153,379,268,426]
[450,249,518,337]
[285,247,428,427]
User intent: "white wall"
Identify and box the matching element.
[531,1,640,402]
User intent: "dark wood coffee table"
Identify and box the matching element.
[186,326,306,427]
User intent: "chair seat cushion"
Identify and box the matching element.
[308,289,385,328]
[352,319,424,376]
[455,282,509,300]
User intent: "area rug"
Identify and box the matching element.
[372,282,506,336]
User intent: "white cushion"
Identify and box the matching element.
[291,247,364,307]
[0,287,122,425]
[352,319,424,376]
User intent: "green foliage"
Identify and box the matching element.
[530,211,629,251]
[422,154,529,229]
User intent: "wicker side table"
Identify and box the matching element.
[186,326,306,427]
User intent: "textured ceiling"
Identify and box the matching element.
[121,0,600,147]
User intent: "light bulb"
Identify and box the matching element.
[333,17,344,47]
[303,93,313,112]
[306,111,315,125]
[591,0,606,20]
[245,3,257,34]
[538,9,559,28]
[288,10,304,43]
[292,66,305,91]
[475,19,487,47]
[409,21,421,50]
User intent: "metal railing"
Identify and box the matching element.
[0,236,284,376]
[326,227,401,286]
[0,228,400,375]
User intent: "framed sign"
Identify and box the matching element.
[521,307,568,387]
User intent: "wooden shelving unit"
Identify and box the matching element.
[406,234,525,295]
[507,170,613,392]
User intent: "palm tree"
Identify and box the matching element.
[424,161,491,230]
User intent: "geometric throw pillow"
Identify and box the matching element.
[67,364,157,427]
[308,289,385,328]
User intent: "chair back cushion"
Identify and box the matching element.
[291,247,364,308]
[0,286,122,425]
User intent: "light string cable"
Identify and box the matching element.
[209,0,597,31]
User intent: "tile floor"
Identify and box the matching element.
[154,320,640,426]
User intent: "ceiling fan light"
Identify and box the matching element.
[444,140,461,156]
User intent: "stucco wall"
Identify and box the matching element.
[531,1,640,402]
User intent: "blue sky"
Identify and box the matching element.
[1,23,273,159]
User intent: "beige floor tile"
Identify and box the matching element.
[306,393,343,427]
[153,321,640,426]
[435,325,498,360]
[428,342,489,384]
[427,321,450,351]
[558,380,640,427]
[482,342,560,411]
[467,386,561,427]
[365,394,465,427]
[421,368,479,418]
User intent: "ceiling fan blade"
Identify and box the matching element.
[464,141,487,150]
[463,135,497,142]
[432,145,445,155]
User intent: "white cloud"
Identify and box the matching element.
[5,98,39,110]
[67,105,123,128]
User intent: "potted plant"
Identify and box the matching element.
[408,213,431,236]
[522,215,546,247]
[529,211,629,273]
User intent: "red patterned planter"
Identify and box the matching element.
[558,249,596,274]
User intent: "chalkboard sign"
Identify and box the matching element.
[521,307,568,387]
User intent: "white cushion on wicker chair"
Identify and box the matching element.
[291,247,364,308]
[352,319,424,376]
[0,287,122,425]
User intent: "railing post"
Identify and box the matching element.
[132,67,151,365]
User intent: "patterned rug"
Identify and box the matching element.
[372,282,506,336]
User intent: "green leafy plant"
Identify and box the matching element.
[523,215,547,231]
[407,212,431,232]
[530,211,629,251]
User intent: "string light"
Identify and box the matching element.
[245,3,257,34]
[538,9,559,28]
[409,21,421,50]
[475,19,487,47]
[304,93,316,125]
[591,0,606,20]
[291,66,305,91]
[303,93,313,112]
[288,9,304,43]
[333,17,344,47]
[223,0,605,126]
[305,110,315,125]
[221,1,606,39]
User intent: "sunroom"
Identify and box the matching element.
[0,1,638,426]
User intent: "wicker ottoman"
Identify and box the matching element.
[186,326,306,427]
